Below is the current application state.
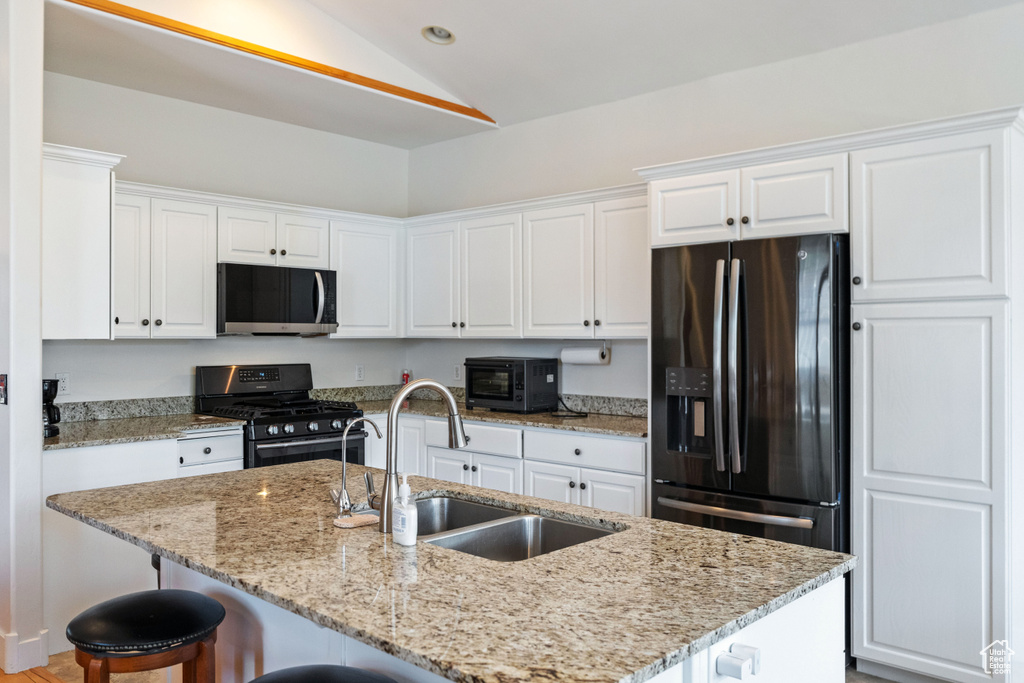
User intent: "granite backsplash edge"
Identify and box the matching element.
[57,387,647,422]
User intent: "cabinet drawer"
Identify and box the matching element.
[178,432,243,466]
[425,420,522,458]
[524,430,645,474]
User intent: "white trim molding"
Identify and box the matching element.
[1,628,49,674]
[636,106,1024,181]
[42,143,123,169]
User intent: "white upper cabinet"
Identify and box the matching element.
[112,195,152,339]
[217,207,276,265]
[42,144,123,340]
[218,207,329,269]
[405,222,460,337]
[523,204,595,338]
[461,213,522,337]
[649,169,739,247]
[850,130,1007,302]
[329,221,399,337]
[594,196,649,338]
[150,199,218,339]
[277,213,330,269]
[740,154,848,239]
[646,153,848,247]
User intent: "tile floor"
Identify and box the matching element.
[28,652,892,683]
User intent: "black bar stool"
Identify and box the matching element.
[251,665,398,683]
[66,589,225,683]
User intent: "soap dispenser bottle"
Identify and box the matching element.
[392,473,418,546]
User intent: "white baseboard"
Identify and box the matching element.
[1,628,49,673]
[856,658,949,683]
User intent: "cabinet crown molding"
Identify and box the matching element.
[636,105,1024,181]
[116,181,405,228]
[43,143,124,169]
[403,183,646,227]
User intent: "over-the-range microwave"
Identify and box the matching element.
[463,357,559,413]
[217,263,338,336]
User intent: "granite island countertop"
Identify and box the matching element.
[42,414,245,451]
[47,460,853,683]
[358,399,647,438]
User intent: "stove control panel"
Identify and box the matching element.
[239,368,281,383]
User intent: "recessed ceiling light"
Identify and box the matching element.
[421,25,455,45]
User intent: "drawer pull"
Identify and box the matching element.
[574,448,581,455]
[203,447,212,454]
[463,464,469,471]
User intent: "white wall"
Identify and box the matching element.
[43,72,409,217]
[42,337,408,403]
[407,3,1024,215]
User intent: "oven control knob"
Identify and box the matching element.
[266,425,280,436]
[308,421,319,432]
[331,419,344,430]
[283,424,295,434]
[516,395,523,401]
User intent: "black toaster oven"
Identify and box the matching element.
[463,357,559,413]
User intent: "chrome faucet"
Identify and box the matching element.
[336,417,382,518]
[370,379,468,533]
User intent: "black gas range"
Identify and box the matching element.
[195,364,365,469]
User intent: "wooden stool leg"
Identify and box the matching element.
[182,656,197,683]
[84,655,109,683]
[195,634,216,683]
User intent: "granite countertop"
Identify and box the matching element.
[47,460,854,683]
[42,414,245,451]
[358,399,648,438]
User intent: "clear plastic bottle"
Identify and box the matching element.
[391,473,418,546]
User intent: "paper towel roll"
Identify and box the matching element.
[559,346,610,365]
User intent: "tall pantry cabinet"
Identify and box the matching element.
[848,116,1022,683]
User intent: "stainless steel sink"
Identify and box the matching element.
[423,514,615,562]
[415,496,519,535]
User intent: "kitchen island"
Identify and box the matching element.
[46,460,854,683]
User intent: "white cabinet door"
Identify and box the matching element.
[427,446,472,485]
[580,468,645,516]
[851,300,1007,682]
[406,222,460,337]
[113,194,152,339]
[396,418,426,476]
[330,221,399,337]
[523,204,595,338]
[594,196,649,338]
[850,130,1007,302]
[362,414,387,470]
[461,213,522,338]
[524,461,579,505]
[42,440,177,654]
[150,199,218,338]
[41,154,114,340]
[217,206,277,265]
[472,453,523,494]
[739,153,848,240]
[277,213,330,269]
[648,170,739,247]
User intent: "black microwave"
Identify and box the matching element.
[217,263,338,335]
[464,357,559,413]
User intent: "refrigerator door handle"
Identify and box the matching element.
[657,497,814,530]
[728,258,742,474]
[712,259,727,472]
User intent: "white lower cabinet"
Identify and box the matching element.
[42,439,178,654]
[427,447,523,494]
[361,414,387,470]
[396,418,427,476]
[176,429,244,478]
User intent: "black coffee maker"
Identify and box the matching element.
[42,379,60,438]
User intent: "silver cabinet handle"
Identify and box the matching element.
[728,258,742,474]
[657,497,813,529]
[314,271,325,324]
[712,259,726,472]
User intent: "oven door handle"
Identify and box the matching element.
[255,435,360,450]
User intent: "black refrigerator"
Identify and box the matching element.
[651,233,849,553]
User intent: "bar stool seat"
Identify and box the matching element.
[252,665,398,683]
[67,589,225,683]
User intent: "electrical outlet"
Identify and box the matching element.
[55,372,71,395]
[355,365,365,382]
[454,364,462,381]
